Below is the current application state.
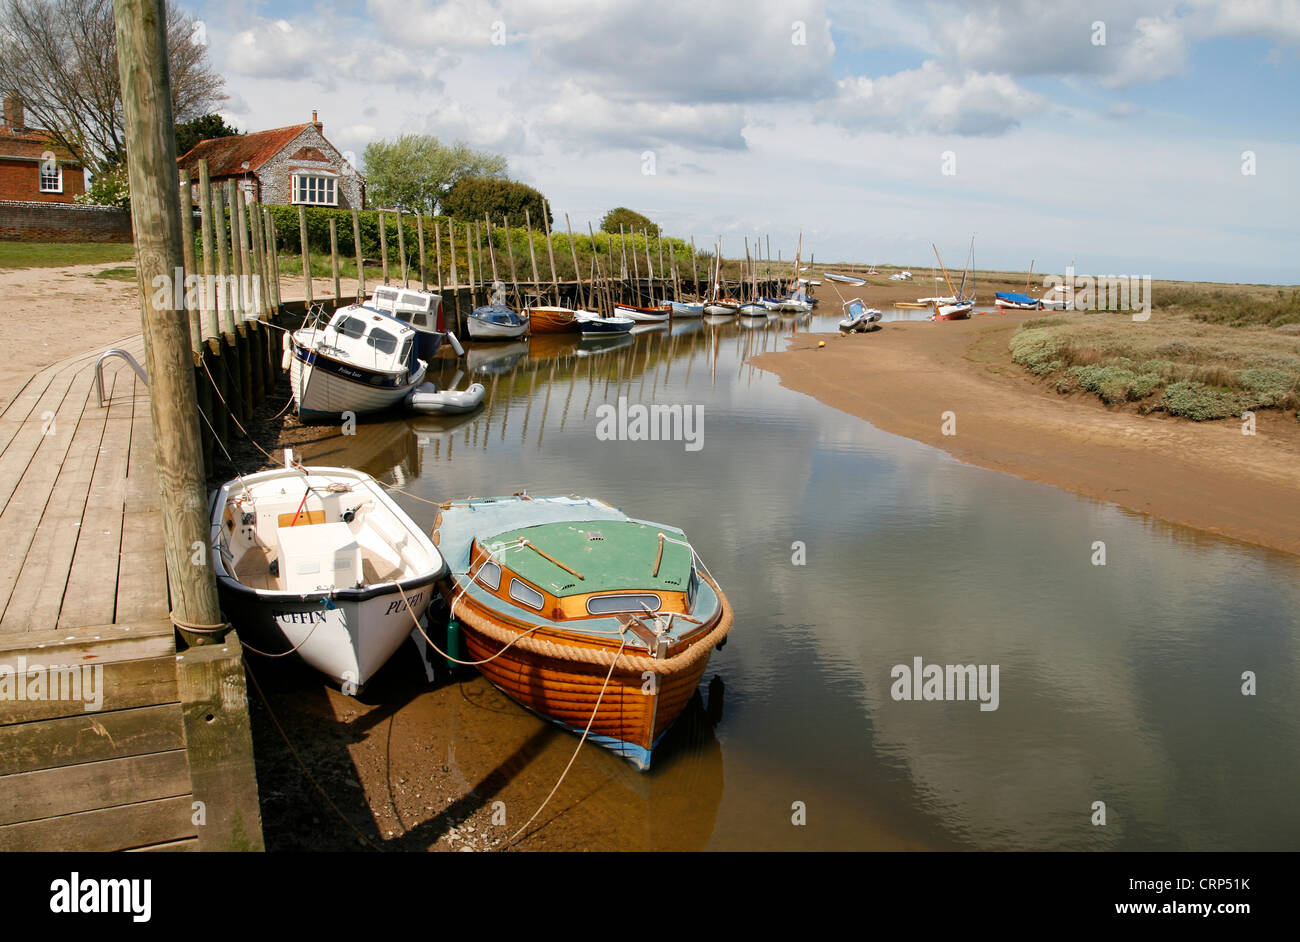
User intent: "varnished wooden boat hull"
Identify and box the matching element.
[445,579,730,770]
[527,307,578,333]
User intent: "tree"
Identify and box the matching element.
[440,177,551,228]
[600,207,659,237]
[363,134,507,215]
[175,113,238,157]
[74,164,129,207]
[0,0,226,174]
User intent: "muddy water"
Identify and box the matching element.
[273,315,1300,851]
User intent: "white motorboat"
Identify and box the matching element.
[289,305,428,420]
[406,381,486,415]
[367,286,461,359]
[574,311,635,336]
[210,455,446,688]
[614,303,671,322]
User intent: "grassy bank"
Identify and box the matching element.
[1009,285,1300,421]
[0,240,135,269]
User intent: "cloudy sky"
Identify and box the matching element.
[189,0,1299,284]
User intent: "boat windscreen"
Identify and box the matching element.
[335,316,366,339]
[367,328,398,355]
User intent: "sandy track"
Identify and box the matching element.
[753,311,1300,558]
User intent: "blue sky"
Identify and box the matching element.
[189,0,1298,284]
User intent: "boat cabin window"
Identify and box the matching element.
[586,594,662,616]
[367,328,398,355]
[334,316,366,339]
[477,561,501,590]
[508,578,544,611]
[399,337,413,363]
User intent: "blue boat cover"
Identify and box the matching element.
[996,291,1036,304]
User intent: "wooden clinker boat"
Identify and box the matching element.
[434,496,733,770]
[527,305,579,333]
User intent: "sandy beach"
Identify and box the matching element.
[753,306,1300,558]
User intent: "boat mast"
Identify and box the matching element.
[932,243,958,299]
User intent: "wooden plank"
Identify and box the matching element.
[115,511,169,623]
[0,794,196,851]
[0,748,191,825]
[0,654,178,725]
[177,638,265,850]
[0,620,173,655]
[0,368,118,632]
[0,702,185,775]
[56,371,137,629]
[0,362,106,621]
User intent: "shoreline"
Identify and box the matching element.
[752,311,1300,559]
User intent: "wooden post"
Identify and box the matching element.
[433,218,443,293]
[542,204,560,306]
[225,181,244,319]
[656,228,665,301]
[266,210,282,310]
[619,225,629,281]
[502,214,521,310]
[378,210,389,284]
[629,224,640,301]
[248,197,268,317]
[473,221,484,306]
[565,213,585,309]
[643,228,655,302]
[396,209,408,287]
[113,0,222,645]
[466,223,477,307]
[196,160,217,342]
[329,217,340,301]
[589,221,612,315]
[177,169,200,354]
[297,204,312,306]
[351,208,364,299]
[447,218,458,287]
[211,181,233,335]
[524,207,540,303]
[484,214,500,286]
[690,236,699,295]
[234,192,252,323]
[416,213,426,290]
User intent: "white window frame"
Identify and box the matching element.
[39,163,62,193]
[291,171,338,207]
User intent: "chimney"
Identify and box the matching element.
[311,109,321,129]
[3,95,23,132]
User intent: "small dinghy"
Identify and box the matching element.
[824,272,867,286]
[614,303,671,323]
[405,381,486,415]
[211,454,447,688]
[434,495,733,770]
[839,299,883,332]
[574,311,634,336]
[468,282,529,339]
[668,301,705,318]
[994,291,1040,311]
[527,305,579,333]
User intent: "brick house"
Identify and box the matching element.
[0,96,86,203]
[177,111,364,209]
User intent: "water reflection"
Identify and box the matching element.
[303,316,1300,850]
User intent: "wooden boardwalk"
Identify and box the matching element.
[0,337,262,851]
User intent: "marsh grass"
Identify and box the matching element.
[1010,284,1300,421]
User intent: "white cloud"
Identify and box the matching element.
[824,61,1045,135]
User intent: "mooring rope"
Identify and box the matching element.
[243,660,383,851]
[504,629,629,848]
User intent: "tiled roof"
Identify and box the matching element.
[0,126,81,164]
[176,123,313,178]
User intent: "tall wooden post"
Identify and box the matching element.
[378,210,389,284]
[113,0,221,645]
[329,218,340,301]
[234,192,252,323]
[502,214,521,311]
[524,207,540,302]
[265,210,282,311]
[396,210,408,287]
[565,213,585,310]
[542,206,560,306]
[433,218,443,293]
[351,208,364,299]
[225,180,244,319]
[297,204,312,306]
[177,169,199,354]
[196,160,217,341]
[416,214,426,290]
[211,178,232,334]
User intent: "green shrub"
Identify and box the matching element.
[1010,328,1065,375]
[1160,381,1240,421]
